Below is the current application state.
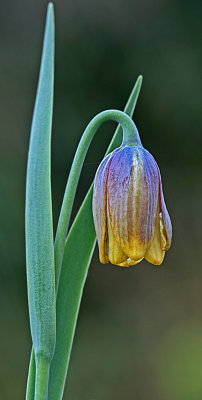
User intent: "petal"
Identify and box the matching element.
[157,167,172,250]
[159,212,167,249]
[117,257,143,267]
[107,208,128,265]
[93,151,116,263]
[145,202,165,265]
[140,148,160,244]
[107,146,159,260]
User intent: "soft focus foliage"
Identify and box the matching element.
[0,0,201,399]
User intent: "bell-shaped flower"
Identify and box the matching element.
[93,128,172,266]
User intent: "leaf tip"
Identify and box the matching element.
[47,2,55,22]
[137,74,143,87]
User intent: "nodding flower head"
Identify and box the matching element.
[93,136,172,267]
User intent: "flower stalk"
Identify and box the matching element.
[54,109,142,289]
[34,358,50,400]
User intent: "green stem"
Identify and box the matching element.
[54,109,142,289]
[35,357,50,400]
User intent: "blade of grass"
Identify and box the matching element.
[25,3,56,399]
[48,76,143,399]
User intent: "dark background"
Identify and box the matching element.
[0,0,201,399]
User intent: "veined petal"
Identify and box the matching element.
[92,153,111,263]
[107,207,128,265]
[107,146,159,260]
[145,202,165,265]
[92,150,118,263]
[140,148,160,244]
[157,167,172,250]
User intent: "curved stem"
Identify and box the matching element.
[54,109,142,287]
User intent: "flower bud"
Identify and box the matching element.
[93,143,172,266]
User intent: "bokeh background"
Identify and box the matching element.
[0,0,201,399]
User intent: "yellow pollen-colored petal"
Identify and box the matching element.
[117,257,143,267]
[145,208,165,266]
[107,212,128,265]
[98,230,109,264]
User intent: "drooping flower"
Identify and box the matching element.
[93,140,172,266]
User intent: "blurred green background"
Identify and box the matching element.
[0,0,201,399]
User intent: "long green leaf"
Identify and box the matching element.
[48,76,142,399]
[25,3,56,398]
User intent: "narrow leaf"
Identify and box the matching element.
[25,0,56,380]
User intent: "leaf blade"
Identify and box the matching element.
[25,0,56,374]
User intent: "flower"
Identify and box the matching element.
[93,144,172,266]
